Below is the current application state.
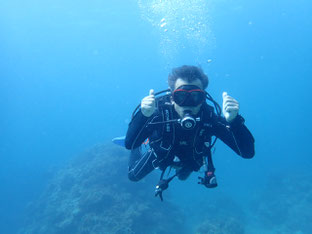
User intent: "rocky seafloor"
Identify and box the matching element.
[250,171,312,234]
[19,143,312,234]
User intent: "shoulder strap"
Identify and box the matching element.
[149,96,175,169]
[158,101,175,150]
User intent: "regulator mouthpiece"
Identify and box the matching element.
[180,111,199,130]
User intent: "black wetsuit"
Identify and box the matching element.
[125,96,255,181]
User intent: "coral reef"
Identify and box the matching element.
[251,172,312,234]
[194,197,246,234]
[19,144,186,234]
[195,216,244,234]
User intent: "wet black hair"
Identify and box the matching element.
[168,65,209,91]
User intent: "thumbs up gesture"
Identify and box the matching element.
[141,89,156,117]
[222,92,239,123]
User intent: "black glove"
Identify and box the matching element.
[198,171,218,188]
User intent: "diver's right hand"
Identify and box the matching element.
[141,89,155,117]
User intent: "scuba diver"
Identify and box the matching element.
[120,65,255,201]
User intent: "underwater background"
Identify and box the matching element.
[1,0,311,233]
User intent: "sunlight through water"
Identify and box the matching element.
[137,0,216,63]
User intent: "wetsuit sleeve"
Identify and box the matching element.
[125,110,152,150]
[212,114,255,158]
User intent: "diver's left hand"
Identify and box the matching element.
[222,92,239,123]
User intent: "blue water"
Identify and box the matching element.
[1,0,311,233]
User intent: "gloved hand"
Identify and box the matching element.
[198,171,217,188]
[222,92,239,123]
[141,89,155,117]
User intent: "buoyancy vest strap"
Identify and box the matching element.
[149,96,175,168]
[191,106,218,171]
[206,150,215,172]
[159,107,174,150]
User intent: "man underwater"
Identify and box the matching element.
[124,65,255,201]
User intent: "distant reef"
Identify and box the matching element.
[19,144,186,234]
[251,171,312,234]
[194,196,246,234]
[19,143,248,234]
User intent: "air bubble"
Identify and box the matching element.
[160,22,167,28]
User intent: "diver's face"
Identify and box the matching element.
[172,78,204,118]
